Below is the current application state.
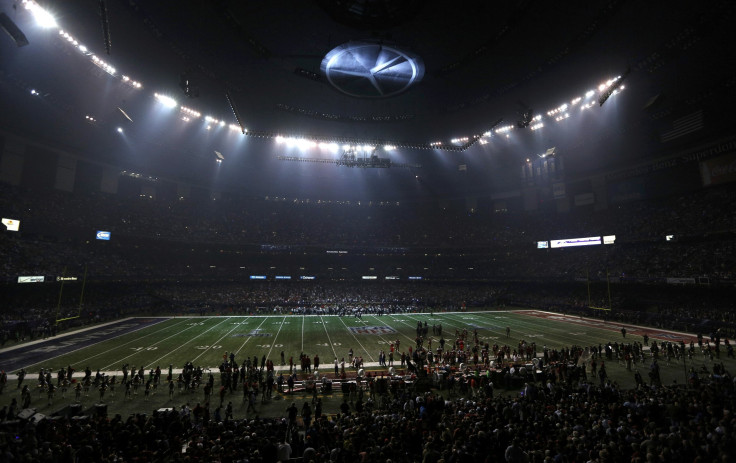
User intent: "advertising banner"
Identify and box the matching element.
[700,152,736,186]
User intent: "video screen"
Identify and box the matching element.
[2,218,20,231]
[550,236,601,248]
[96,230,111,240]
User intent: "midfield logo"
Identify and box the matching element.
[349,326,397,335]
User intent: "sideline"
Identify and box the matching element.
[0,317,166,355]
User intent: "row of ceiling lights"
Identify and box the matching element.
[23,0,626,155]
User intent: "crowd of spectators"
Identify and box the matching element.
[2,161,736,460]
[1,336,734,462]
[1,180,734,253]
[1,180,734,289]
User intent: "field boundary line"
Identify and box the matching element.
[17,318,185,371]
[519,310,700,341]
[0,317,169,355]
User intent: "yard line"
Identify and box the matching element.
[190,316,251,364]
[102,318,212,370]
[337,317,375,362]
[265,316,288,361]
[405,312,464,332]
[144,317,233,369]
[234,317,268,356]
[469,311,569,336]
[359,315,419,355]
[437,311,588,347]
[20,317,190,371]
[363,315,397,346]
[385,315,428,344]
[301,315,305,353]
[404,313,475,345]
[319,316,338,358]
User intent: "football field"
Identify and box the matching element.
[1,309,701,375]
[2,308,729,420]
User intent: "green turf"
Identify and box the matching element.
[2,309,730,420]
[14,310,636,372]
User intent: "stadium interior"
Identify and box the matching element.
[1,0,736,462]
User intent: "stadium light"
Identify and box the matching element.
[154,93,177,108]
[180,106,201,118]
[24,1,57,29]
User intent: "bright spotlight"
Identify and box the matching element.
[30,89,37,95]
[154,93,177,108]
[25,1,57,29]
[116,127,123,133]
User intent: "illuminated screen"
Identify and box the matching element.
[96,230,111,240]
[603,235,616,244]
[18,276,44,283]
[550,236,601,248]
[537,241,549,249]
[249,275,267,280]
[2,218,20,231]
